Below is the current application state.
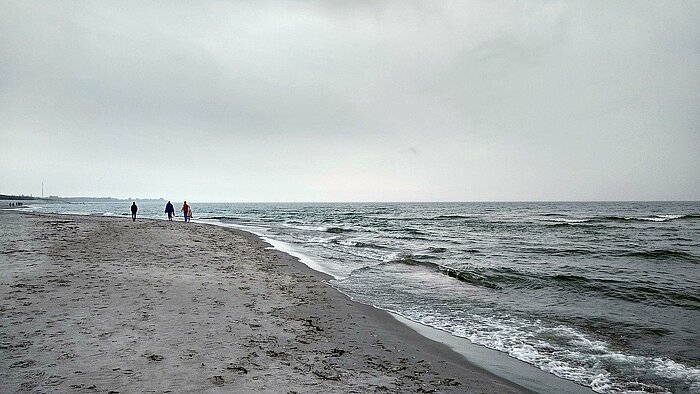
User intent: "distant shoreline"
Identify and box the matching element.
[0,195,165,203]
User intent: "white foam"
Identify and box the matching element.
[656,214,684,220]
[540,218,589,223]
[262,237,345,279]
[282,223,328,232]
[635,217,667,222]
[382,251,402,262]
[589,373,612,393]
[633,215,685,222]
[307,236,337,244]
[394,309,700,393]
[388,312,593,394]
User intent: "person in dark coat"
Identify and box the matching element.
[131,202,138,221]
[165,201,175,221]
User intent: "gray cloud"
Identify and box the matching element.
[1,1,698,201]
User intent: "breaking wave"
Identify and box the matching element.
[326,227,355,234]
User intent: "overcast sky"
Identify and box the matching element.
[1,1,698,202]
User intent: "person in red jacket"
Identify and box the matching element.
[182,201,190,222]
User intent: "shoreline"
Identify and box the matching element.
[179,215,593,393]
[1,210,529,392]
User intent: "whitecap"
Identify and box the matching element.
[540,218,589,223]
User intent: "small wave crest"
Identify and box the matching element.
[330,239,389,249]
[522,247,598,257]
[307,236,338,244]
[545,274,700,309]
[623,249,699,262]
[200,215,240,221]
[326,227,354,234]
[540,217,591,224]
[541,214,697,225]
[373,255,501,289]
[600,214,694,223]
[432,214,472,220]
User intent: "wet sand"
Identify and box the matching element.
[0,210,528,393]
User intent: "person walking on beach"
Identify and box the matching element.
[165,201,175,221]
[130,202,138,221]
[182,201,190,222]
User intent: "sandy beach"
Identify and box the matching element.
[1,210,527,393]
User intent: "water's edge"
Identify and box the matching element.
[212,216,593,392]
[390,313,593,393]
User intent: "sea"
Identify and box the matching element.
[14,201,700,393]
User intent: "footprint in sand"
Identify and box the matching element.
[143,354,164,362]
[9,359,37,368]
[209,375,225,386]
[44,375,66,386]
